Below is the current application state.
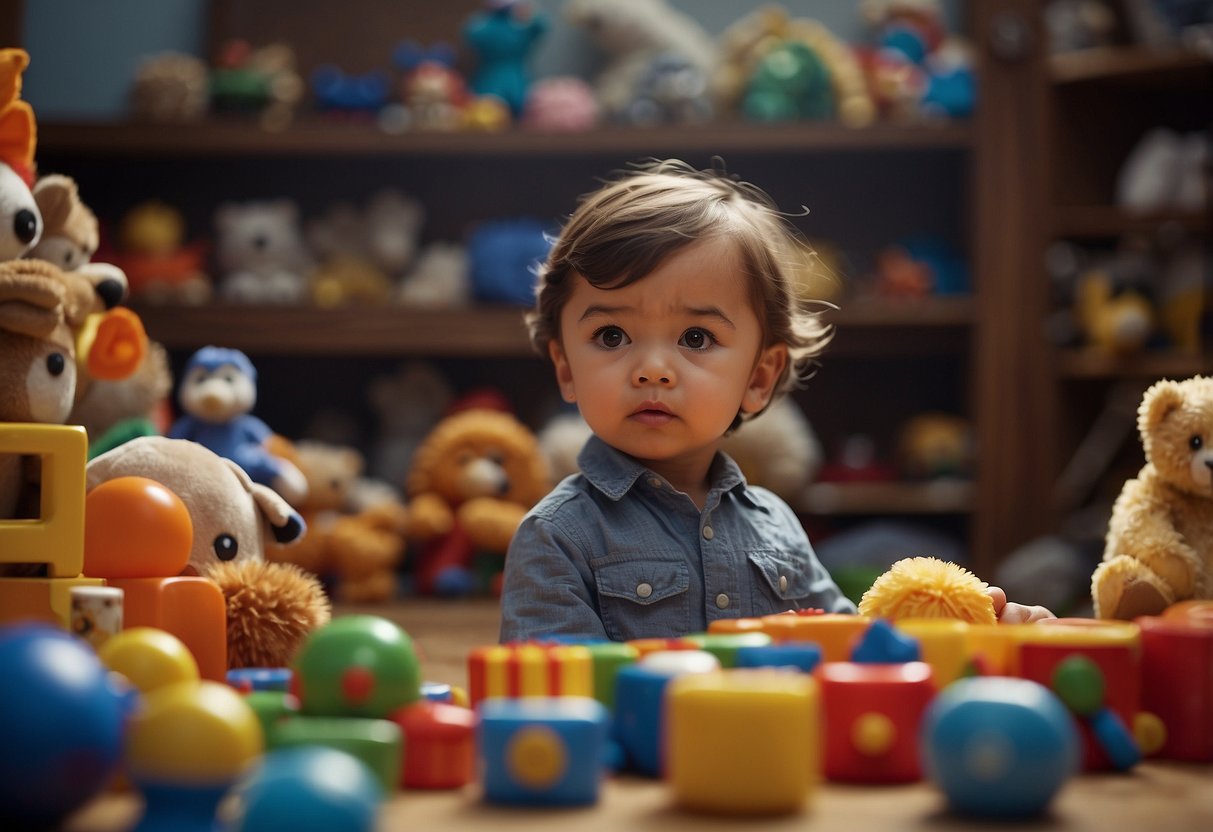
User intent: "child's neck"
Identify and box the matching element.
[642,452,716,511]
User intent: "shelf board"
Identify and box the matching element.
[37,119,974,159]
[1050,46,1213,86]
[1052,205,1210,239]
[127,297,975,358]
[1057,349,1212,379]
[797,480,974,515]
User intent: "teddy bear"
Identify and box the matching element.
[86,435,329,668]
[168,346,309,505]
[214,199,312,303]
[68,339,173,460]
[114,199,211,304]
[564,0,717,120]
[404,407,550,596]
[264,439,408,603]
[1091,376,1213,620]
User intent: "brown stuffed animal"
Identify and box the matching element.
[1092,376,1213,619]
[87,435,330,667]
[265,439,408,603]
[405,407,550,596]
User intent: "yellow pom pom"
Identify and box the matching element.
[858,556,996,625]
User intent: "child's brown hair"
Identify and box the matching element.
[527,158,832,425]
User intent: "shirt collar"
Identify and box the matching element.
[577,434,764,509]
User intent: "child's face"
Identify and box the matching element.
[549,236,787,482]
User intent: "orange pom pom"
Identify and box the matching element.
[858,556,996,625]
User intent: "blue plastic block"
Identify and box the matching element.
[735,642,822,673]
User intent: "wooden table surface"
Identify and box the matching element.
[62,600,1213,831]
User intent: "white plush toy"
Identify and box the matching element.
[214,199,312,303]
[565,0,717,119]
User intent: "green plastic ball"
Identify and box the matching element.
[293,615,421,718]
[1051,655,1105,716]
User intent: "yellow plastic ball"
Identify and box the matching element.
[98,627,199,693]
[126,681,263,783]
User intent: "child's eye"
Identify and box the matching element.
[592,326,628,349]
[679,327,715,350]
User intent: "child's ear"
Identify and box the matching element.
[742,344,787,414]
[549,340,576,403]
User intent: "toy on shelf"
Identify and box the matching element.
[86,435,327,669]
[0,624,128,829]
[168,346,309,504]
[214,199,312,304]
[130,51,210,123]
[720,394,825,501]
[564,0,717,121]
[921,676,1080,818]
[404,407,550,596]
[1116,127,1209,215]
[392,41,470,132]
[463,0,548,117]
[1091,376,1213,619]
[311,65,391,117]
[366,361,454,486]
[112,200,211,304]
[1045,0,1118,53]
[858,556,997,624]
[209,39,304,131]
[625,51,713,126]
[895,411,974,481]
[306,190,424,307]
[521,76,599,132]
[395,240,471,308]
[466,217,553,306]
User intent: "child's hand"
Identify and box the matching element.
[987,586,1055,623]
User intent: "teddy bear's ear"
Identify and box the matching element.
[221,457,307,544]
[1139,379,1185,434]
[32,174,78,233]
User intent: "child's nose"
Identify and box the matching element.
[633,353,674,386]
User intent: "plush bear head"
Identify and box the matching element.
[407,407,550,509]
[1139,376,1213,499]
[214,199,309,276]
[294,440,364,513]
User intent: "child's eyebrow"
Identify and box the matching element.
[577,303,736,329]
[578,303,628,321]
[685,305,736,329]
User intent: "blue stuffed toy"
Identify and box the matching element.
[168,346,308,504]
[463,0,548,116]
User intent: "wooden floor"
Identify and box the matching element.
[334,598,503,691]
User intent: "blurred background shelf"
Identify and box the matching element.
[799,480,975,515]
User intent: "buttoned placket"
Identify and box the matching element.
[699,488,738,623]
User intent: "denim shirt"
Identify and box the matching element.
[499,435,855,643]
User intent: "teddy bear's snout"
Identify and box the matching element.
[458,456,510,499]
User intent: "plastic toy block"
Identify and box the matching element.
[293,616,421,719]
[851,618,920,663]
[921,677,1079,818]
[735,641,822,673]
[760,613,872,661]
[666,669,820,815]
[228,667,292,693]
[817,661,935,783]
[683,631,772,667]
[242,690,301,744]
[272,716,402,793]
[468,642,593,706]
[0,423,87,577]
[613,650,720,777]
[543,639,640,709]
[1163,599,1213,625]
[625,636,696,657]
[478,697,609,807]
[895,618,970,687]
[966,622,1031,675]
[1138,614,1213,762]
[0,575,105,628]
[1015,618,1140,771]
[106,576,227,682]
[390,699,477,789]
[707,616,771,635]
[226,747,382,832]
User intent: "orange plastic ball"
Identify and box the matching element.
[84,476,193,578]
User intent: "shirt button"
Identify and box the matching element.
[702,526,714,540]
[648,477,662,488]
[716,593,730,609]
[779,575,788,592]
[636,583,653,599]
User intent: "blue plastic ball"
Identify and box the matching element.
[227,747,383,832]
[921,677,1079,818]
[0,624,129,826]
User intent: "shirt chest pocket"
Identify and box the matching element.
[593,558,690,641]
[747,549,814,611]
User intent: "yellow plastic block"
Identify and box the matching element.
[0,423,87,577]
[667,670,820,815]
[0,575,105,628]
[895,618,971,687]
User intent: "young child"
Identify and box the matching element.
[500,160,1050,642]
